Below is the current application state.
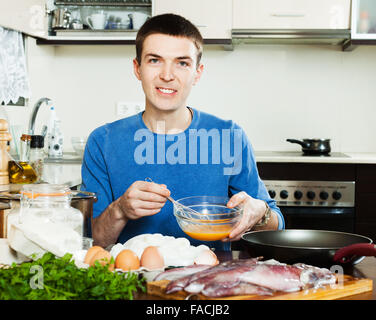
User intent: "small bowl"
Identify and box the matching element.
[71,137,87,157]
[173,196,243,241]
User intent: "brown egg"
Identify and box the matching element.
[84,246,104,265]
[194,249,219,266]
[115,249,140,271]
[90,249,114,271]
[140,246,165,270]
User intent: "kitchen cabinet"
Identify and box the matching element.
[153,0,232,42]
[343,0,376,50]
[0,0,231,46]
[0,0,151,45]
[232,0,351,29]
[0,0,48,39]
[231,0,351,48]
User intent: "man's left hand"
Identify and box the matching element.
[223,191,267,242]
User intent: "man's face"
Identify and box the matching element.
[133,33,203,113]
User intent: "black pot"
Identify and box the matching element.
[287,138,331,155]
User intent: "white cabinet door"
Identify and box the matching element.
[0,0,48,38]
[233,0,350,29]
[153,0,232,39]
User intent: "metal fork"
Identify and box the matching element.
[145,177,203,219]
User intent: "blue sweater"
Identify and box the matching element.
[81,108,284,251]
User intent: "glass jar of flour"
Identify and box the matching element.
[7,184,83,259]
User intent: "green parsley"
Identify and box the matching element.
[0,252,146,300]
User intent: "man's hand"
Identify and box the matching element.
[116,180,170,220]
[223,192,268,242]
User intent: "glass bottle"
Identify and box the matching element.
[19,134,30,162]
[29,135,45,183]
[9,134,37,184]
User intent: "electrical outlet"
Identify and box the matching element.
[116,101,144,118]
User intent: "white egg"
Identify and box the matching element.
[111,234,216,268]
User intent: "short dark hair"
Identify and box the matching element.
[135,14,203,67]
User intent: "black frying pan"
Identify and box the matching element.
[286,139,331,155]
[241,229,376,267]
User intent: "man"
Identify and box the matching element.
[81,14,284,251]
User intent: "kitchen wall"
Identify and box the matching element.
[4,38,376,153]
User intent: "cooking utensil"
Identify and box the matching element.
[241,229,375,267]
[286,138,331,155]
[144,177,201,218]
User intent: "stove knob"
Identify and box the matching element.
[307,191,316,200]
[319,191,329,200]
[268,190,276,199]
[332,191,342,201]
[294,190,303,200]
[280,190,289,199]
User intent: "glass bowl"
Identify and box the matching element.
[173,196,243,241]
[71,137,87,157]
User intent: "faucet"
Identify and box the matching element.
[28,97,52,135]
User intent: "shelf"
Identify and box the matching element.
[36,38,136,45]
[342,38,376,51]
[36,37,233,46]
[54,1,151,6]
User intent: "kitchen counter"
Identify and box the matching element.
[255,151,376,164]
[37,151,376,188]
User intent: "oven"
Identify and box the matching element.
[264,180,355,233]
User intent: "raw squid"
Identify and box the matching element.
[238,263,305,292]
[154,264,212,281]
[156,258,337,297]
[165,258,261,294]
[184,265,260,294]
[202,281,274,298]
[238,261,336,292]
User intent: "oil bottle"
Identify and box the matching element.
[8,134,37,184]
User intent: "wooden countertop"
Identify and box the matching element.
[140,251,376,300]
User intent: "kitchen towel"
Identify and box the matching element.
[0,27,31,105]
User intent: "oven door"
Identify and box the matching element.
[280,206,355,233]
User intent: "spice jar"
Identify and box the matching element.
[29,135,45,183]
[7,184,84,259]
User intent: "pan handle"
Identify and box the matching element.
[286,139,310,148]
[333,243,376,264]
